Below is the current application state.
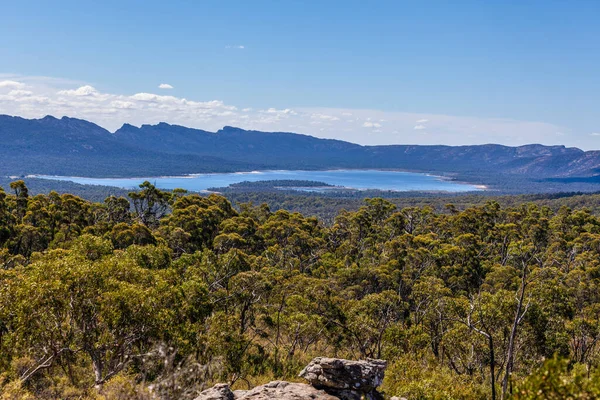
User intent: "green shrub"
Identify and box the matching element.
[511,356,600,400]
[382,357,488,400]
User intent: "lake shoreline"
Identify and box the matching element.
[27,169,485,193]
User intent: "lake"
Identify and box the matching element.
[35,170,483,193]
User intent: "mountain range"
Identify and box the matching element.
[1,114,600,192]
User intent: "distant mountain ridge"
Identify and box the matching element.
[113,121,597,176]
[0,115,265,177]
[1,114,599,192]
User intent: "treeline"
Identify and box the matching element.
[221,190,600,225]
[0,177,131,205]
[10,177,600,226]
[1,181,600,399]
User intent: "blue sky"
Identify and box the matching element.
[1,0,599,148]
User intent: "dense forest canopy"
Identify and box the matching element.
[1,181,600,399]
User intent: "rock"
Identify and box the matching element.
[239,380,339,399]
[196,357,388,400]
[325,389,362,400]
[194,383,234,400]
[232,389,248,398]
[299,357,387,396]
[196,381,338,399]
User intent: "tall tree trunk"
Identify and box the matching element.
[92,355,103,389]
[489,334,496,400]
[502,265,528,399]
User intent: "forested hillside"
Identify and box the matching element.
[1,181,600,399]
[0,115,266,177]
[4,114,600,193]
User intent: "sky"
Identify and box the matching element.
[1,0,599,148]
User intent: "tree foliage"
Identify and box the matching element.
[0,181,600,399]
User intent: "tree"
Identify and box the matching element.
[0,238,180,387]
[345,290,405,358]
[9,180,28,220]
[451,290,514,400]
[129,181,171,228]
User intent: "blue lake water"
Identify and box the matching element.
[34,170,482,192]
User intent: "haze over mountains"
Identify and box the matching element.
[1,114,600,192]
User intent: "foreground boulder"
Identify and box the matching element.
[299,357,387,399]
[195,357,387,400]
[194,381,338,399]
[195,383,235,400]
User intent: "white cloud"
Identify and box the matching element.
[226,45,245,49]
[58,85,98,96]
[158,83,174,89]
[413,125,426,130]
[0,73,582,148]
[311,113,340,121]
[0,80,25,89]
[111,100,135,109]
[8,89,33,96]
[130,92,164,102]
[261,108,296,115]
[590,133,600,136]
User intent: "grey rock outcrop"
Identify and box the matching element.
[239,380,339,399]
[232,389,248,398]
[194,381,338,400]
[299,357,387,399]
[195,357,387,400]
[195,383,235,400]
